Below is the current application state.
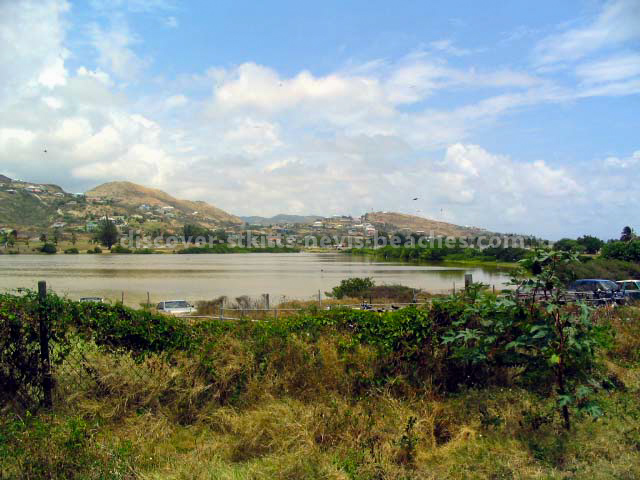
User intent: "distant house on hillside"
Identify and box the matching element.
[51,222,66,229]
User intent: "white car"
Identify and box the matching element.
[80,297,105,303]
[156,300,196,316]
[616,280,640,301]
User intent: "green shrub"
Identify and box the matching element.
[64,247,79,254]
[110,245,132,254]
[40,243,57,254]
[601,239,640,262]
[329,277,376,299]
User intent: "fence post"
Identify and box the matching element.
[264,293,270,310]
[38,281,53,409]
[453,281,456,295]
[274,308,278,320]
[318,290,322,307]
[464,274,473,290]
[219,303,223,320]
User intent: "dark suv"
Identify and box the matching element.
[567,279,625,305]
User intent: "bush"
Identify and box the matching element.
[601,239,640,262]
[329,277,376,299]
[110,245,132,254]
[40,243,57,254]
[64,247,79,254]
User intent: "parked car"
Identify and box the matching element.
[79,297,105,303]
[616,280,640,301]
[156,300,196,316]
[567,279,625,305]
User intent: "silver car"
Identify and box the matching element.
[156,300,196,316]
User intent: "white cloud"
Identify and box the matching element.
[0,0,70,105]
[164,94,188,110]
[77,66,113,86]
[87,21,148,81]
[163,16,178,28]
[429,39,475,56]
[604,150,640,168]
[534,0,640,66]
[576,53,640,84]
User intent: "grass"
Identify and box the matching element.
[2,307,640,478]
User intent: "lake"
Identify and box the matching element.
[0,253,513,306]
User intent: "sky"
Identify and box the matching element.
[0,0,639,239]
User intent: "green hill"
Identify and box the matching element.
[0,188,58,228]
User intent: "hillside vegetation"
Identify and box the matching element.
[0,189,57,227]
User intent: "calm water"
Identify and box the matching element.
[0,253,512,306]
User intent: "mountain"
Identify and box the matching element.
[0,174,12,183]
[86,181,242,225]
[364,212,489,237]
[240,214,324,225]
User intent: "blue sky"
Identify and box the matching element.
[1,0,639,239]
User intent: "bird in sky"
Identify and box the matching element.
[412,197,419,200]
[43,149,47,153]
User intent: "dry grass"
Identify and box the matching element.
[4,308,640,479]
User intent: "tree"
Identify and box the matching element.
[553,238,584,253]
[53,227,62,244]
[621,226,635,242]
[95,217,119,250]
[39,233,47,243]
[576,235,604,254]
[71,232,77,246]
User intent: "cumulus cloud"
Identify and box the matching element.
[0,0,70,105]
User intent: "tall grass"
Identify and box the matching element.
[2,293,640,478]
